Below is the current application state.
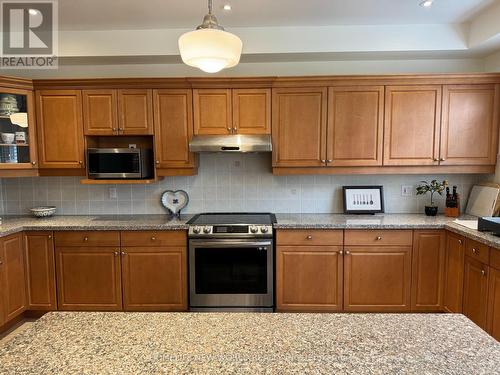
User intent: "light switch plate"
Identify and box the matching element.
[401,185,413,197]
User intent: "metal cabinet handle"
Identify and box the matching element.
[327,159,332,163]
[481,269,486,276]
[0,260,3,265]
[472,248,478,254]
[156,160,160,164]
[440,158,446,162]
[345,250,350,255]
[79,161,83,164]
[321,160,326,163]
[112,128,117,131]
[151,236,156,241]
[121,251,127,255]
[458,239,463,245]
[32,161,36,165]
[306,235,313,240]
[114,251,119,256]
[48,235,52,239]
[434,158,439,162]
[339,250,344,255]
[227,127,231,131]
[376,236,382,240]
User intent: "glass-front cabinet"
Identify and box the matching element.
[0,87,36,169]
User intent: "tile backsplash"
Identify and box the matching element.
[0,153,489,216]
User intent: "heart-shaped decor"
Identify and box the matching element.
[161,190,189,215]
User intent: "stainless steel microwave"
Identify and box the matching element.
[87,148,153,179]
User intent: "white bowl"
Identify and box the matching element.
[30,206,56,218]
[1,133,15,144]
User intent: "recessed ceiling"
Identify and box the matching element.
[58,0,495,31]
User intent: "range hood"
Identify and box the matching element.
[189,134,272,153]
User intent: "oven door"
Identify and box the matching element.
[189,238,274,308]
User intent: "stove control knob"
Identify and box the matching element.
[203,226,211,234]
[250,226,259,233]
[192,226,201,234]
[260,226,269,233]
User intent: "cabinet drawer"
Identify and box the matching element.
[345,230,412,246]
[465,239,489,264]
[121,231,186,247]
[276,230,343,246]
[55,231,120,247]
[490,248,500,270]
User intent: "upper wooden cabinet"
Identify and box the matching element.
[232,89,271,134]
[153,89,196,172]
[83,89,153,136]
[117,89,154,135]
[193,88,271,135]
[1,233,27,323]
[384,86,442,166]
[193,89,232,135]
[272,87,327,167]
[440,84,499,166]
[411,230,446,311]
[82,89,118,135]
[36,90,85,169]
[327,86,384,166]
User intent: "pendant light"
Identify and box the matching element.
[178,0,242,73]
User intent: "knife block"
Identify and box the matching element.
[445,196,460,218]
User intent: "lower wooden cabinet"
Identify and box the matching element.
[344,246,412,312]
[462,256,489,330]
[487,267,500,340]
[121,247,187,311]
[411,230,446,311]
[24,232,56,310]
[276,246,343,311]
[1,233,27,323]
[443,232,465,313]
[55,246,123,311]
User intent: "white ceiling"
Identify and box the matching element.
[59,0,496,31]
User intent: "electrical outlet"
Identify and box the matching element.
[109,187,117,199]
[401,185,413,197]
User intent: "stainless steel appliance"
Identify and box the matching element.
[189,134,272,153]
[187,213,275,312]
[87,148,153,179]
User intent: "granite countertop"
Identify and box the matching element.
[0,312,498,374]
[0,214,192,237]
[1,213,500,249]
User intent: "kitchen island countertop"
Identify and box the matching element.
[0,311,498,374]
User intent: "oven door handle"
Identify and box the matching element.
[190,240,272,248]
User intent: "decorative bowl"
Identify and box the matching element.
[30,206,56,218]
[1,133,15,144]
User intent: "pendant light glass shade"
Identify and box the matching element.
[178,0,242,73]
[179,29,242,73]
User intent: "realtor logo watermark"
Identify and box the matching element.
[0,0,58,68]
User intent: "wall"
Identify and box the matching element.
[1,154,489,216]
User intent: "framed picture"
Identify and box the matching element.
[343,186,384,214]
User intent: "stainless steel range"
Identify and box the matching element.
[187,213,275,312]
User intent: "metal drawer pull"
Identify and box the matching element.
[472,248,478,254]
[376,236,382,240]
[151,236,156,241]
[84,236,89,241]
[306,235,313,240]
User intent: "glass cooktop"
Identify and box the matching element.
[187,213,276,225]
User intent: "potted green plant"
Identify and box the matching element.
[416,180,448,216]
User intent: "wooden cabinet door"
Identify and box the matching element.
[272,87,328,167]
[440,84,499,165]
[384,86,441,166]
[55,247,122,311]
[118,89,153,135]
[83,89,118,135]
[276,246,343,312]
[344,246,412,312]
[463,256,489,330]
[487,267,500,341]
[121,247,187,311]
[326,86,384,166]
[232,89,271,135]
[153,89,196,169]
[1,233,26,322]
[0,249,4,326]
[411,230,446,311]
[193,89,232,135]
[443,232,465,313]
[36,90,85,169]
[24,231,56,310]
